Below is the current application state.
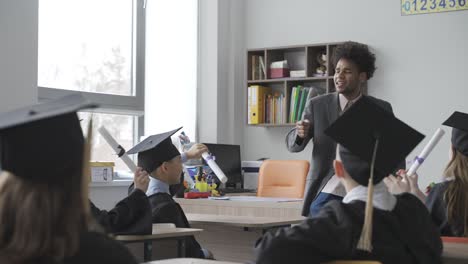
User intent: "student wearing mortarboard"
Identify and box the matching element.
[0,94,138,264]
[385,111,468,237]
[126,128,213,259]
[255,97,442,264]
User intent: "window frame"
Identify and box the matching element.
[38,0,146,144]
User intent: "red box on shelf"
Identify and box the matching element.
[268,68,290,79]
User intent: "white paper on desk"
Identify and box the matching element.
[208,196,230,200]
[222,196,303,202]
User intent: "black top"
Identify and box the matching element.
[426,181,465,237]
[63,231,138,264]
[148,192,205,258]
[90,189,152,235]
[254,193,442,264]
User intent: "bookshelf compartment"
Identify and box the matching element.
[247,42,344,127]
[307,46,327,78]
[248,50,267,81]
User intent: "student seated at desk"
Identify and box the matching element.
[90,167,152,235]
[127,127,213,259]
[385,111,468,237]
[0,94,137,264]
[254,97,442,264]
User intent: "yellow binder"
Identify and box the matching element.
[249,85,270,124]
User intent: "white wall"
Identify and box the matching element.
[0,1,130,210]
[197,0,245,145]
[237,0,468,188]
[0,0,38,112]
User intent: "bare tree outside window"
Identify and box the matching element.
[38,0,133,96]
[79,112,135,173]
[38,0,142,175]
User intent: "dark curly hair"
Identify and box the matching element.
[332,41,376,80]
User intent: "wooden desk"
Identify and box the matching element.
[145,258,240,264]
[186,213,304,230]
[175,196,303,217]
[174,196,303,262]
[185,212,304,262]
[116,227,203,262]
[443,241,468,264]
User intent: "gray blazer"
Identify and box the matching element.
[286,93,395,216]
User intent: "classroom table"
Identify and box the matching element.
[186,213,304,231]
[175,195,303,217]
[442,241,468,264]
[116,226,203,262]
[184,210,303,262]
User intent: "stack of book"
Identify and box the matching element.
[264,93,287,124]
[289,86,321,123]
[251,55,266,80]
[248,85,287,124]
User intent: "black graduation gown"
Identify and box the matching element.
[64,231,138,264]
[254,193,443,264]
[90,188,152,235]
[426,181,465,237]
[148,192,205,258]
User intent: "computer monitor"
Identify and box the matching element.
[202,143,243,189]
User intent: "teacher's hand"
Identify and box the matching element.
[296,119,310,139]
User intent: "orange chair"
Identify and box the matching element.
[257,160,309,198]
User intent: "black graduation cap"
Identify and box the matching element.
[126,127,182,173]
[324,96,424,252]
[0,94,98,184]
[443,111,468,157]
[325,96,425,186]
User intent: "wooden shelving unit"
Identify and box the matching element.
[247,42,343,127]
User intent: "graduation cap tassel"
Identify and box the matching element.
[357,137,380,252]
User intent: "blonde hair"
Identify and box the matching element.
[443,147,468,237]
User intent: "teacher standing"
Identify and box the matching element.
[285,41,402,217]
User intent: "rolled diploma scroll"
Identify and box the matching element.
[202,152,228,183]
[406,128,445,176]
[98,126,137,173]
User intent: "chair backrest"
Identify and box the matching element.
[441,236,468,243]
[257,160,309,198]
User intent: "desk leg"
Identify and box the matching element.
[144,241,153,261]
[177,238,186,257]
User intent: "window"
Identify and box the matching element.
[38,0,134,96]
[38,0,145,174]
[38,0,199,174]
[79,112,137,173]
[144,0,198,140]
